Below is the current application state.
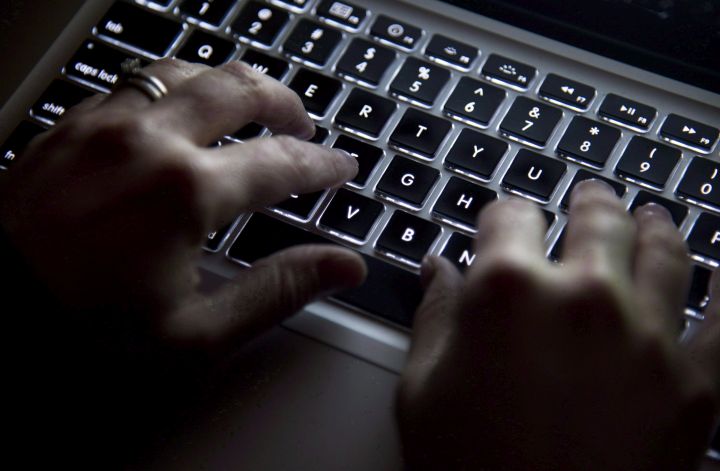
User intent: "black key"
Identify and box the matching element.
[687,213,720,262]
[176,29,236,66]
[389,58,450,107]
[677,157,720,209]
[499,97,563,148]
[227,123,264,141]
[598,93,656,131]
[336,39,395,87]
[179,0,236,26]
[240,49,289,80]
[424,34,478,70]
[319,189,384,241]
[273,191,325,220]
[376,211,441,264]
[283,19,342,66]
[550,229,566,261]
[660,113,719,153]
[559,169,627,211]
[30,80,94,125]
[0,121,46,170]
[542,210,557,229]
[441,232,476,271]
[482,54,536,90]
[615,137,680,189]
[370,15,422,51]
[204,222,234,252]
[502,149,567,202]
[288,69,342,117]
[64,40,140,91]
[335,88,397,138]
[332,135,384,187]
[316,0,367,30]
[232,2,290,46]
[687,265,711,311]
[309,126,329,144]
[556,116,621,168]
[228,213,422,327]
[629,191,687,226]
[389,108,452,159]
[443,77,505,127]
[432,176,497,229]
[95,2,183,57]
[538,73,595,111]
[444,128,508,180]
[376,156,440,208]
[272,0,311,11]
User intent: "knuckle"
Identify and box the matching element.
[85,115,154,154]
[563,272,627,329]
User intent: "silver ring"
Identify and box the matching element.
[120,58,168,102]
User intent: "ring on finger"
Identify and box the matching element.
[119,58,169,102]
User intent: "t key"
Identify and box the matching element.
[389,58,450,107]
[499,97,563,148]
[677,156,720,210]
[389,108,452,159]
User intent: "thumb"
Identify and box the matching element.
[166,244,367,353]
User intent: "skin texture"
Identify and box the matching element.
[397,182,720,471]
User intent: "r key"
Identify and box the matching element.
[335,88,397,139]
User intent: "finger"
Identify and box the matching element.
[633,203,691,334]
[61,93,108,120]
[468,198,548,282]
[164,245,367,353]
[144,60,315,145]
[563,179,636,279]
[687,269,720,396]
[201,136,358,226]
[102,58,210,110]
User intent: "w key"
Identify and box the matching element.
[389,108,452,159]
[499,97,562,148]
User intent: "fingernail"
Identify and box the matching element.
[300,124,317,141]
[574,178,616,196]
[634,202,673,222]
[335,149,355,160]
[420,256,437,289]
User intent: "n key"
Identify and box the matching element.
[389,108,452,159]
[319,189,384,242]
[677,156,720,210]
[441,232,476,271]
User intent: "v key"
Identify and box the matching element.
[320,189,384,242]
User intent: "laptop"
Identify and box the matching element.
[1,0,718,467]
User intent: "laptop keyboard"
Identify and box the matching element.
[2,0,720,330]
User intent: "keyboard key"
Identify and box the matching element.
[538,73,595,111]
[179,0,235,26]
[288,69,342,117]
[204,222,234,252]
[335,88,397,138]
[660,114,719,153]
[175,29,236,66]
[615,137,680,189]
[481,54,536,90]
[432,176,497,229]
[687,213,720,262]
[370,15,422,51]
[424,34,478,70]
[389,58,450,107]
[629,191,687,226]
[316,0,367,30]
[443,77,505,127]
[336,39,395,87]
[232,2,290,46]
[65,40,141,91]
[0,121,46,170]
[441,232,476,271]
[376,211,441,264]
[273,191,325,220]
[319,188,384,241]
[499,97,563,148]
[283,19,342,66]
[376,156,440,208]
[677,157,720,210]
[502,149,567,202]
[444,128,508,180]
[550,228,566,261]
[598,93,656,131]
[240,49,289,80]
[559,169,627,211]
[30,79,95,125]
[556,116,621,168]
[332,135,384,187]
[227,123,264,142]
[272,0,311,11]
[95,2,183,58]
[687,265,711,311]
[228,213,422,327]
[389,108,452,159]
